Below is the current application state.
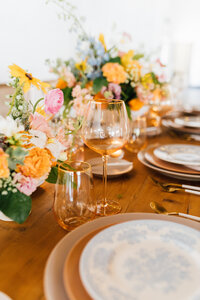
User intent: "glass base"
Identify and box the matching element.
[96,199,121,216]
[56,216,94,231]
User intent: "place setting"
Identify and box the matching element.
[44,211,200,300]
[138,143,200,181]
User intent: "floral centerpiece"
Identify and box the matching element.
[0,64,69,223]
[46,0,170,121]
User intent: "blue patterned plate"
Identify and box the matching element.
[79,220,200,300]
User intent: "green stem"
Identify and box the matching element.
[49,0,88,38]
[121,90,128,100]
[7,85,22,115]
[32,98,44,114]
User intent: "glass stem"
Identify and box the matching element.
[102,155,108,210]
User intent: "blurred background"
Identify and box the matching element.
[0,0,200,104]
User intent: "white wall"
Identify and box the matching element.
[0,0,200,86]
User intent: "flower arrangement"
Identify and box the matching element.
[0,64,69,223]
[46,1,170,120]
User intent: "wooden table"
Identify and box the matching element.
[0,133,200,300]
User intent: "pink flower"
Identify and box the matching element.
[56,127,73,149]
[61,66,76,88]
[101,83,121,99]
[72,85,82,98]
[72,85,93,117]
[13,173,38,196]
[45,89,64,115]
[118,51,126,58]
[30,112,53,137]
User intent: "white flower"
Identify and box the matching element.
[58,151,68,162]
[29,129,47,148]
[46,139,66,160]
[0,116,24,137]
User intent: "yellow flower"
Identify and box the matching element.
[128,98,144,111]
[121,50,134,68]
[121,51,141,81]
[99,33,107,51]
[102,63,126,84]
[17,147,51,178]
[0,148,9,178]
[75,60,87,72]
[141,73,154,90]
[9,64,50,93]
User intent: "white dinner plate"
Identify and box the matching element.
[80,220,200,300]
[43,213,200,300]
[154,144,200,166]
[137,149,200,181]
[87,157,133,177]
[174,116,200,128]
[162,119,200,135]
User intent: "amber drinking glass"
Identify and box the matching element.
[82,99,129,215]
[125,115,147,153]
[53,161,96,231]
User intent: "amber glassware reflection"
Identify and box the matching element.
[54,161,96,231]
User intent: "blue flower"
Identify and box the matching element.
[87,70,102,80]
[87,56,98,66]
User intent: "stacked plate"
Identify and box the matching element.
[138,144,200,181]
[162,111,200,135]
[87,157,133,178]
[44,213,200,300]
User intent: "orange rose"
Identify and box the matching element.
[85,81,93,89]
[94,91,105,100]
[17,147,51,178]
[0,148,9,178]
[102,63,126,84]
[128,98,144,111]
[56,78,68,90]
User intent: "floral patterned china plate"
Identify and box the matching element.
[154,144,200,166]
[80,220,200,300]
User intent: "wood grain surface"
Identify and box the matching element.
[0,128,200,299]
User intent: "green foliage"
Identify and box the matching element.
[6,147,28,170]
[133,53,144,60]
[46,163,77,185]
[46,166,58,184]
[120,83,137,102]
[62,87,73,118]
[62,86,73,106]
[93,77,108,94]
[151,72,160,85]
[60,162,77,171]
[107,56,121,64]
[0,190,31,224]
[125,104,132,120]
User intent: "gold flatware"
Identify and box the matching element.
[151,177,200,195]
[150,201,200,222]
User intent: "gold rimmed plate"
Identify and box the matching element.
[44,213,200,300]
